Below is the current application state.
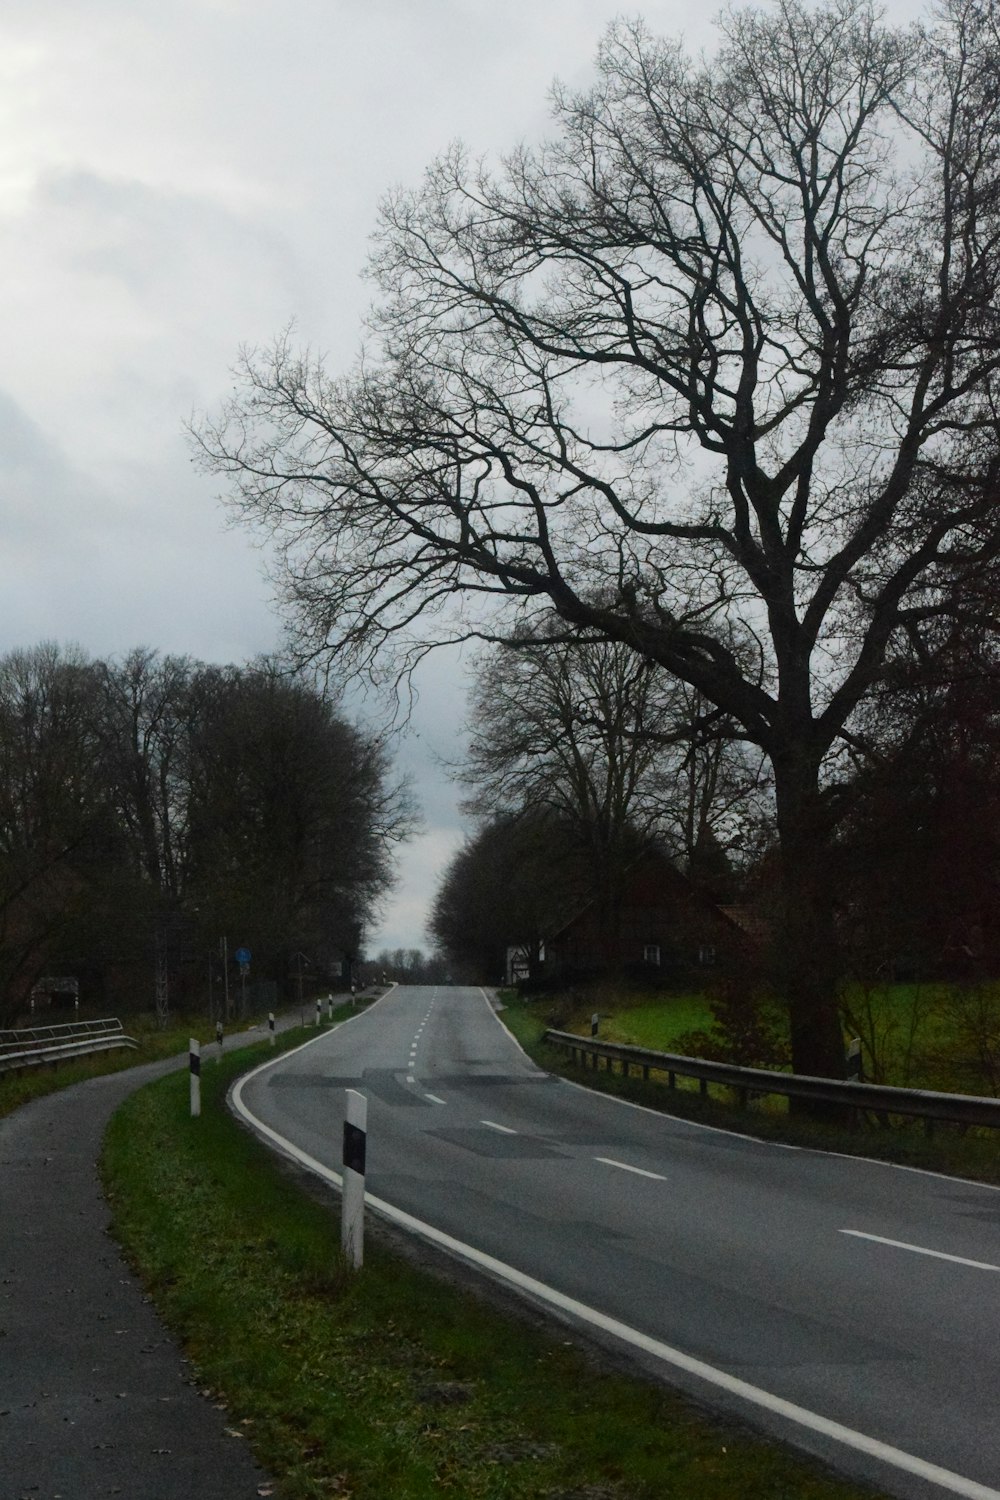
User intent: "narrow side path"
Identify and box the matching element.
[0,1019,308,1500]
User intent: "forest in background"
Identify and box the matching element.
[0,643,414,1026]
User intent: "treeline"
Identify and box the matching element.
[431,617,766,982]
[0,644,414,1024]
[371,948,450,985]
[431,618,1000,991]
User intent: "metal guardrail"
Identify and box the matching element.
[543,1029,1000,1133]
[0,1017,138,1075]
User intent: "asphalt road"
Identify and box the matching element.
[234,984,1000,1500]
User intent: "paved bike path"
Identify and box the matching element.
[0,1034,286,1500]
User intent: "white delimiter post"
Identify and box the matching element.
[341,1088,367,1270]
[268,1011,275,1047]
[189,1038,201,1118]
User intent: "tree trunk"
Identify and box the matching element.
[772,753,846,1085]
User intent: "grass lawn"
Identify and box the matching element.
[591,994,714,1049]
[100,1023,887,1500]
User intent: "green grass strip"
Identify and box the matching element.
[101,1025,885,1499]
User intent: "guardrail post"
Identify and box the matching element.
[189,1039,201,1117]
[268,1011,275,1048]
[341,1089,367,1270]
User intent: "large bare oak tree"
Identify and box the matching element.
[196,0,1000,1077]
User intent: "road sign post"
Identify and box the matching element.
[234,948,251,1019]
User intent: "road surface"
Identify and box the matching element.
[233,984,1000,1500]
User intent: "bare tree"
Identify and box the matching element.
[97,648,194,898]
[460,625,762,908]
[429,813,581,982]
[196,0,1000,1077]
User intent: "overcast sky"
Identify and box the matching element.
[0,0,925,955]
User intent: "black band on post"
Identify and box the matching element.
[343,1120,366,1175]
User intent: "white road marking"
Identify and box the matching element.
[481,1119,517,1134]
[424,1093,446,1105]
[595,1156,667,1181]
[840,1230,1000,1272]
[230,1053,1000,1500]
[406,1075,415,1084]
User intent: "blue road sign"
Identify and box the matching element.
[234,947,251,965]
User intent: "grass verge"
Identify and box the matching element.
[500,995,1000,1186]
[101,1025,886,1500]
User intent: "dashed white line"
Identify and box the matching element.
[481,1119,517,1134]
[424,1093,446,1105]
[840,1230,1000,1272]
[595,1156,667,1181]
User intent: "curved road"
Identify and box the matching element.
[233,984,1000,1500]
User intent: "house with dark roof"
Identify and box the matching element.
[544,848,754,984]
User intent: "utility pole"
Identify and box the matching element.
[221,936,230,1021]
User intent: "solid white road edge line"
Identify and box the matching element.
[230,1047,1000,1500]
[840,1230,1000,1272]
[595,1156,667,1181]
[480,988,1000,1192]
